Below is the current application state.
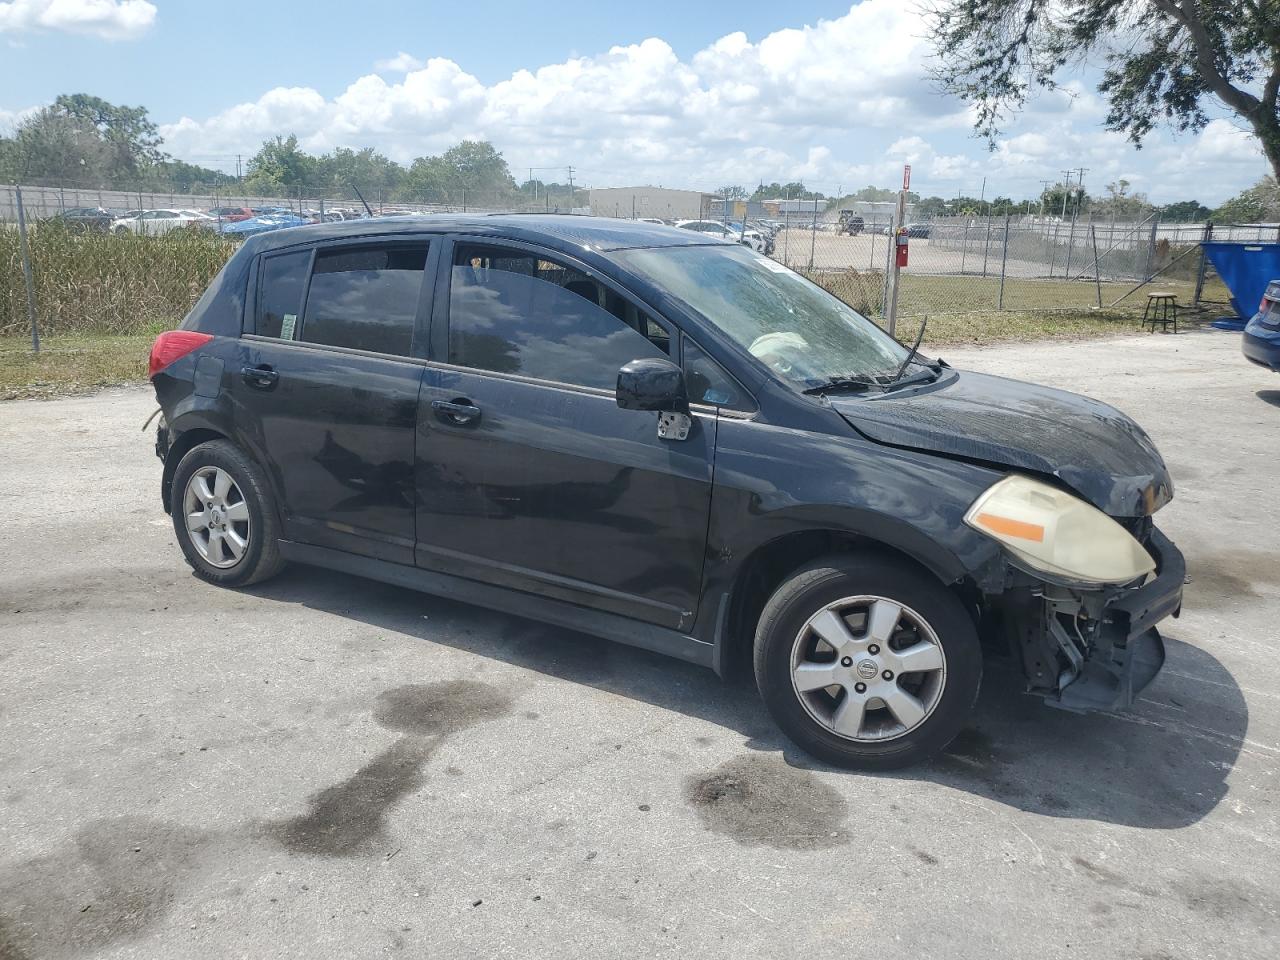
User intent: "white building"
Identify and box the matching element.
[588,187,713,221]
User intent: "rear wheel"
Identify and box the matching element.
[754,554,981,769]
[170,440,283,587]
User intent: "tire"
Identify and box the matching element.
[170,439,284,587]
[754,553,981,770]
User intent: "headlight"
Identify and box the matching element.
[964,475,1155,585]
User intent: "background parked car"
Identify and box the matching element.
[45,206,120,232]
[112,209,217,236]
[676,219,771,254]
[217,212,312,237]
[1242,279,1280,371]
[208,206,255,223]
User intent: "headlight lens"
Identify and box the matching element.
[964,475,1155,585]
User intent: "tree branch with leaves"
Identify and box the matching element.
[928,0,1280,180]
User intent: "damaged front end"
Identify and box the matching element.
[999,527,1184,712]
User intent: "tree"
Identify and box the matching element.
[1092,179,1155,219]
[0,107,109,183]
[914,196,951,218]
[930,1,1280,181]
[313,147,403,197]
[52,93,166,180]
[751,181,824,201]
[1039,181,1091,217]
[399,140,516,204]
[1210,175,1280,222]
[244,135,314,193]
[717,185,748,200]
[1160,199,1212,221]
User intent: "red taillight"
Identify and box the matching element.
[149,330,214,378]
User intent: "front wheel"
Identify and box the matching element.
[754,554,981,770]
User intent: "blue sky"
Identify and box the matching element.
[0,0,1270,203]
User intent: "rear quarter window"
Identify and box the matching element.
[299,245,429,356]
[256,250,310,338]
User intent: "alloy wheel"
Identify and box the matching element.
[789,595,947,742]
[182,466,251,569]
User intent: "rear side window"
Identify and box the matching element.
[447,244,669,389]
[300,245,429,356]
[256,250,310,338]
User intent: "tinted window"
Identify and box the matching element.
[256,250,310,338]
[300,245,428,356]
[684,337,753,412]
[448,245,668,389]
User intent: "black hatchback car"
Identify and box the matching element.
[149,215,1184,768]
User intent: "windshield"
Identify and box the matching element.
[616,243,908,390]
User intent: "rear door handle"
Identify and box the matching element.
[241,364,278,389]
[432,398,481,425]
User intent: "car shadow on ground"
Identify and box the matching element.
[1256,389,1280,408]
[249,565,1244,831]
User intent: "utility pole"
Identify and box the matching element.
[236,154,242,184]
[1060,169,1074,218]
[1073,167,1089,215]
[566,166,575,209]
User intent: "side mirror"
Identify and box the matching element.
[616,358,692,441]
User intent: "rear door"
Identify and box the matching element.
[232,238,436,565]
[414,238,715,629]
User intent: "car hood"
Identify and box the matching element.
[832,370,1173,517]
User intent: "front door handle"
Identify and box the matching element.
[241,364,278,389]
[432,398,481,425]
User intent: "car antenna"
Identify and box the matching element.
[350,183,374,218]
[891,315,928,384]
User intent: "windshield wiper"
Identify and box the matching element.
[890,316,928,385]
[801,374,882,395]
[885,317,942,390]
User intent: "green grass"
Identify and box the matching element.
[0,333,156,400]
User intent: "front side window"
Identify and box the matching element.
[616,243,908,392]
[256,250,310,338]
[684,337,752,412]
[447,244,668,390]
[299,245,428,356]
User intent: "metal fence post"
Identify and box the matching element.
[959,218,971,274]
[997,214,1011,309]
[981,215,993,278]
[1090,224,1102,309]
[1193,222,1212,306]
[1142,216,1159,279]
[15,186,40,353]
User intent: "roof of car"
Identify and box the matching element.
[243,213,725,256]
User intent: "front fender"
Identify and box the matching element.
[704,416,1005,598]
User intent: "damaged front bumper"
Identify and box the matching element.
[1003,528,1184,713]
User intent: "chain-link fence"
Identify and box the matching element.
[4,176,1279,344]
[767,213,1276,321]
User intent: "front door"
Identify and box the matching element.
[415,240,715,630]
[233,240,434,565]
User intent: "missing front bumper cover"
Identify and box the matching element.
[1008,528,1183,713]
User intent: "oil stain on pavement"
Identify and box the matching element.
[267,680,512,857]
[685,754,849,849]
[0,680,512,957]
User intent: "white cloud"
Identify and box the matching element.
[149,0,1270,205]
[0,0,156,40]
[374,51,425,74]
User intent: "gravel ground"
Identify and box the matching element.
[1,328,1277,959]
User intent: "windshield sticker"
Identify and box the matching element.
[281,313,297,340]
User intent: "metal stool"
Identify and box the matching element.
[1143,292,1178,333]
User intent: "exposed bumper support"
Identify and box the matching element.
[1047,528,1183,713]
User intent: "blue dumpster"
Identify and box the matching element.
[1201,241,1280,319]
